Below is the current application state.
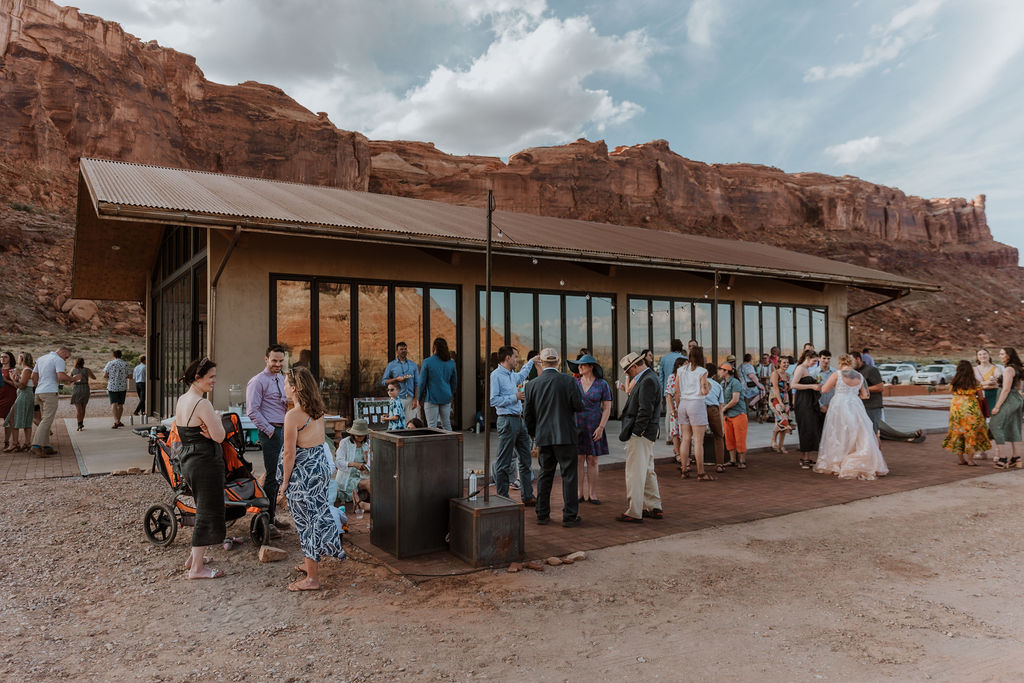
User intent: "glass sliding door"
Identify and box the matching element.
[743,302,829,358]
[651,299,671,359]
[537,294,562,353]
[744,304,760,358]
[509,292,535,353]
[717,302,733,360]
[358,284,389,397]
[276,279,312,368]
[565,295,589,361]
[628,298,650,353]
[394,286,425,365]
[590,296,614,377]
[694,302,713,352]
[429,288,458,355]
[318,282,351,418]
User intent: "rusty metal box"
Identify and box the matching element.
[449,495,524,567]
[370,428,463,558]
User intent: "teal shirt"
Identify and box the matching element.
[721,376,746,418]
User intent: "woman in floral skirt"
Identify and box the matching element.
[942,361,991,466]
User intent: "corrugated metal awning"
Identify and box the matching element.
[75,157,938,297]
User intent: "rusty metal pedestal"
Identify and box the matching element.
[449,495,524,567]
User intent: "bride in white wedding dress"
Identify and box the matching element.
[813,354,889,480]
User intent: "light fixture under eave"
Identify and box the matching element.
[111,245,121,251]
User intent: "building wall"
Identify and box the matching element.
[205,230,848,422]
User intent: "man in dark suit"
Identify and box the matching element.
[617,351,663,523]
[524,347,585,527]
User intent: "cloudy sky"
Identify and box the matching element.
[72,0,1024,254]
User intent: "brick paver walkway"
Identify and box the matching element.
[0,417,80,480]
[346,438,1003,579]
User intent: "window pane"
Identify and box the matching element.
[565,295,589,363]
[358,284,389,397]
[717,302,732,361]
[762,305,778,352]
[812,309,827,350]
[276,279,311,369]
[537,294,561,356]
[778,306,794,358]
[479,290,505,371]
[509,292,535,353]
[628,298,649,354]
[795,307,810,352]
[674,301,692,345]
[591,296,613,379]
[694,302,712,353]
[428,288,458,356]
[394,286,424,366]
[744,304,760,358]
[651,300,671,360]
[318,282,351,418]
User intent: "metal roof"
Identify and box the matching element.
[77,157,937,293]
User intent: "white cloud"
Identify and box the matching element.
[804,0,943,82]
[685,0,724,48]
[824,135,883,164]
[362,16,652,154]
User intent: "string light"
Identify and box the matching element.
[531,258,538,265]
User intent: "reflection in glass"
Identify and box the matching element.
[537,294,561,354]
[479,290,505,371]
[778,306,794,357]
[651,300,671,359]
[358,284,389,397]
[590,296,613,377]
[811,309,827,350]
[394,286,424,365]
[717,302,733,360]
[565,295,588,362]
[744,304,760,358]
[509,292,535,353]
[761,305,778,352]
[429,289,458,355]
[674,301,692,345]
[276,279,311,369]
[628,298,649,353]
[318,282,351,417]
[795,308,810,351]
[694,302,712,353]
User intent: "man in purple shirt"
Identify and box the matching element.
[246,344,289,534]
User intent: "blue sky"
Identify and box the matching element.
[72,0,1024,256]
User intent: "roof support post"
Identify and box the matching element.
[483,191,494,502]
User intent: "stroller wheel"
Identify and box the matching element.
[250,511,271,547]
[143,503,178,546]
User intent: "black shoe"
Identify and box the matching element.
[536,516,550,525]
[271,518,290,530]
[562,515,582,528]
[521,497,537,506]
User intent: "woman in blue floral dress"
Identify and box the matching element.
[277,366,346,591]
[568,354,612,505]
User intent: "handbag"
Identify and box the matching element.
[977,390,991,418]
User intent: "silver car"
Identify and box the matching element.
[912,364,956,385]
[878,363,916,385]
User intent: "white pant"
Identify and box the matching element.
[424,402,452,431]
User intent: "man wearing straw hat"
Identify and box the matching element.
[524,347,585,526]
[616,351,663,523]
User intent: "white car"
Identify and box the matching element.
[912,364,955,385]
[878,363,916,385]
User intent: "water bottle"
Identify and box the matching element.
[355,504,364,520]
[469,472,478,501]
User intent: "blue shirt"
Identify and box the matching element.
[704,378,724,407]
[721,376,746,417]
[489,359,535,416]
[386,397,406,431]
[658,351,683,388]
[419,355,458,404]
[381,357,419,399]
[817,368,837,407]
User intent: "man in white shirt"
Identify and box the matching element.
[103,350,131,428]
[32,346,74,455]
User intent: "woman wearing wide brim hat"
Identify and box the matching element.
[331,418,373,513]
[568,355,612,504]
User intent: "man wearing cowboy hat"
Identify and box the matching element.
[616,351,663,523]
[524,348,585,526]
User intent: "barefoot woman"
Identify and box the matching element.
[277,366,346,591]
[175,358,226,579]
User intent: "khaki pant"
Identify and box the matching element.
[624,434,661,518]
[32,392,59,448]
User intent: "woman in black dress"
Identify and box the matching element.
[174,358,226,579]
[791,349,822,470]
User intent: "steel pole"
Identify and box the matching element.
[483,190,494,502]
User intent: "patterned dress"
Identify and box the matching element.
[942,387,992,455]
[4,373,34,429]
[770,372,793,432]
[575,377,612,456]
[665,373,679,438]
[278,433,347,562]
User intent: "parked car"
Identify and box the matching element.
[913,364,956,385]
[897,360,920,370]
[878,363,916,385]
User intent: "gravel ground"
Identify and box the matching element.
[2,470,1023,681]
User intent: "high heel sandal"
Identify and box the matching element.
[1010,457,1022,469]
[994,458,1009,469]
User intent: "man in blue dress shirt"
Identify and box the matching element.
[490,345,536,504]
[381,341,419,421]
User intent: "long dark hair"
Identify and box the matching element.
[432,337,451,363]
[288,365,325,419]
[672,356,687,373]
[798,349,819,365]
[688,346,706,369]
[75,357,86,369]
[1002,347,1024,382]
[950,360,977,392]
[0,351,13,369]
[179,357,216,385]
[640,349,652,368]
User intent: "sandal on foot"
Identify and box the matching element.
[1011,457,1022,469]
[696,472,716,481]
[187,567,224,580]
[737,462,747,469]
[799,460,812,470]
[716,465,725,473]
[184,555,213,570]
[994,458,1009,469]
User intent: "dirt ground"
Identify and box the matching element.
[2,470,1024,681]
